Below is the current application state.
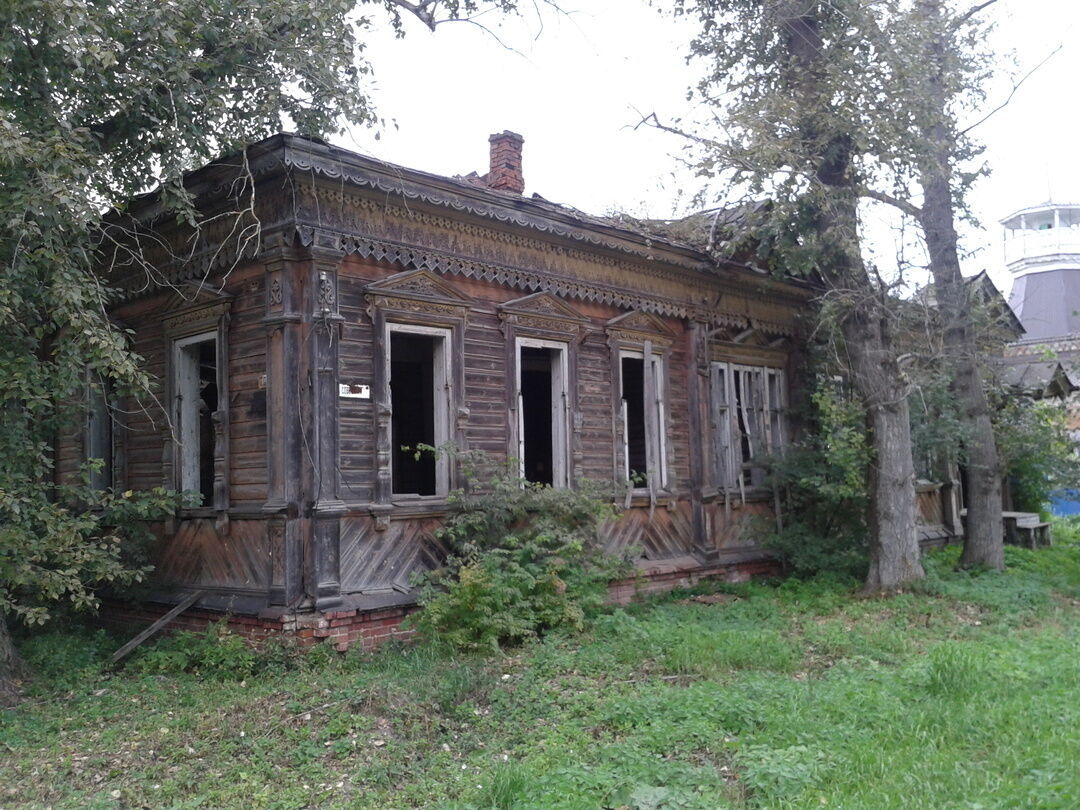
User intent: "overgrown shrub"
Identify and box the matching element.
[763,377,869,580]
[993,395,1080,513]
[411,451,632,651]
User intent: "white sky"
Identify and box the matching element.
[338,0,1080,297]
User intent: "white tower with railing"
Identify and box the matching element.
[1004,203,1080,340]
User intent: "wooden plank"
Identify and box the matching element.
[111,589,207,663]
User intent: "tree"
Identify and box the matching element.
[860,0,1007,569]
[0,0,526,702]
[670,0,925,591]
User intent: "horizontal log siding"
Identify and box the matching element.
[227,269,268,505]
[337,260,380,501]
[463,309,509,460]
[576,333,616,483]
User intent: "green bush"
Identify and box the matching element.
[411,451,632,651]
[994,396,1080,513]
[763,376,870,580]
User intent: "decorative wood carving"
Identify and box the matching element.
[605,309,675,349]
[498,292,590,340]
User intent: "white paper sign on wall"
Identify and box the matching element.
[339,383,371,399]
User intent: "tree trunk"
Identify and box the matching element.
[917,0,1004,569]
[834,236,925,592]
[780,1,924,591]
[0,614,27,706]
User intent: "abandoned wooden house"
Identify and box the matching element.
[66,132,956,648]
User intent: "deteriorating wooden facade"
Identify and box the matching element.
[59,132,952,626]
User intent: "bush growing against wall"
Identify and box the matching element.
[411,451,632,651]
[763,377,870,580]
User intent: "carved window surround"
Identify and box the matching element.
[498,293,590,488]
[363,270,471,524]
[161,283,233,534]
[606,311,676,506]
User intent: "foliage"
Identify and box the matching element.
[411,452,631,651]
[7,533,1080,808]
[129,621,260,680]
[0,484,187,626]
[993,394,1080,513]
[763,374,870,580]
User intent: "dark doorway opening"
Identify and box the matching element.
[621,356,647,483]
[391,332,436,495]
[521,347,555,485]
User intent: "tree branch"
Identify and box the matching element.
[861,187,923,220]
[959,43,1063,136]
[951,0,999,30]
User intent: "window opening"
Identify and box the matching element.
[521,348,554,485]
[176,335,218,504]
[390,331,438,496]
[712,362,787,490]
[517,341,568,487]
[86,379,113,491]
[621,356,647,483]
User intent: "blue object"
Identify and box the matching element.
[1049,490,1080,516]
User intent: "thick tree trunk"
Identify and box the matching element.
[840,268,925,592]
[918,0,1004,569]
[0,614,26,706]
[781,2,924,591]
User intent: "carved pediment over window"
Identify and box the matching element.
[160,282,233,336]
[364,269,471,319]
[605,309,675,348]
[498,292,590,338]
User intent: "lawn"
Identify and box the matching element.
[3,530,1080,810]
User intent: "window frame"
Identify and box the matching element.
[618,346,669,492]
[160,288,232,522]
[173,330,219,500]
[514,336,571,489]
[83,372,119,493]
[710,361,788,492]
[386,321,454,500]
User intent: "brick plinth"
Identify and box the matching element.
[99,556,779,653]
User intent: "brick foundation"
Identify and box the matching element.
[100,556,779,653]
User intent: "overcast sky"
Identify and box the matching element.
[339,0,1080,296]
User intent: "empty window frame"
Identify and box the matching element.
[515,338,569,487]
[619,350,667,489]
[174,332,219,504]
[388,324,451,497]
[711,362,787,490]
[84,376,114,491]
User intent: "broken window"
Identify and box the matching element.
[389,325,451,497]
[620,351,667,489]
[516,339,569,487]
[711,362,787,491]
[84,376,114,491]
[175,333,218,504]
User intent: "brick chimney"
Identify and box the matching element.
[486,131,524,194]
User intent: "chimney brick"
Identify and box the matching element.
[486,131,524,194]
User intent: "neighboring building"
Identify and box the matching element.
[63,133,955,646]
[1001,202,1080,513]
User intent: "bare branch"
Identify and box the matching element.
[959,43,1063,136]
[951,0,999,30]
[861,187,923,219]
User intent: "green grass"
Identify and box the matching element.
[4,526,1080,809]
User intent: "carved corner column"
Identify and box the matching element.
[308,257,345,610]
[263,256,304,607]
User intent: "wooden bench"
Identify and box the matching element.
[1003,512,1053,549]
[959,510,1053,549]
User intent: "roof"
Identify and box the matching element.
[996,353,1078,398]
[1008,268,1080,340]
[115,133,814,306]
